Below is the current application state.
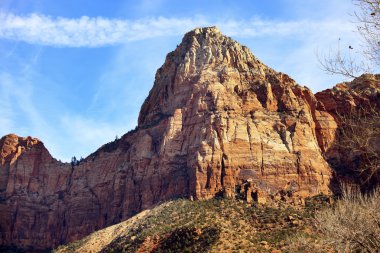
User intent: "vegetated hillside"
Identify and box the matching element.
[55,195,332,253]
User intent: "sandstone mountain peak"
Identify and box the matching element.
[0,28,378,251]
[138,26,282,127]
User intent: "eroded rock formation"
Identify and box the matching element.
[0,27,378,250]
[315,74,380,187]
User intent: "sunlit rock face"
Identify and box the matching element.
[138,26,332,200]
[1,26,377,250]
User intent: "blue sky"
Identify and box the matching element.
[0,0,363,161]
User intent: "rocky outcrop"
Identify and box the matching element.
[315,74,380,114]
[315,74,380,186]
[0,27,378,250]
[0,134,72,249]
[314,75,380,156]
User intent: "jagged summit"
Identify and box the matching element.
[185,26,221,35]
[178,26,268,71]
[138,26,283,127]
[0,134,42,165]
[181,26,223,44]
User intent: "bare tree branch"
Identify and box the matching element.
[317,45,370,78]
[318,0,380,77]
[336,106,380,187]
[354,0,380,64]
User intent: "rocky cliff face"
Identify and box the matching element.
[315,74,380,187]
[315,74,380,114]
[314,74,379,150]
[0,27,377,250]
[0,134,72,249]
[138,27,332,200]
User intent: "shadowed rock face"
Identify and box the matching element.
[315,74,380,155]
[0,27,377,250]
[315,74,380,186]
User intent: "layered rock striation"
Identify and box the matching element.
[138,26,332,200]
[0,27,378,250]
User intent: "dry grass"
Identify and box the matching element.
[289,186,380,253]
[316,187,380,252]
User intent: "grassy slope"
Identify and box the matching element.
[54,196,330,253]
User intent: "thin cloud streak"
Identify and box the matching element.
[0,12,354,47]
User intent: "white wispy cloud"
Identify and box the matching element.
[0,12,205,47]
[0,12,355,47]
